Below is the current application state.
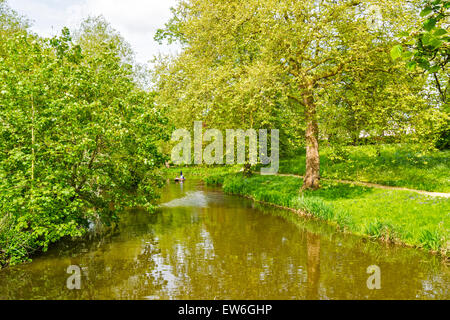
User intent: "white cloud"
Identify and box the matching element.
[8,0,180,64]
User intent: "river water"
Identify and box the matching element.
[0,180,448,300]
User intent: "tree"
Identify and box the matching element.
[0,8,168,266]
[155,0,431,190]
[391,0,449,103]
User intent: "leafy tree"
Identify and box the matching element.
[155,0,436,190]
[0,7,168,266]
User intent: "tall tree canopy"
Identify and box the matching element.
[154,0,442,190]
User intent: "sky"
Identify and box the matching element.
[8,0,180,64]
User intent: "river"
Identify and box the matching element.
[0,180,448,300]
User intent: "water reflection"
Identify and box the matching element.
[0,180,448,300]
[306,232,321,300]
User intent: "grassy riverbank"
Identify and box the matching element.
[279,145,450,193]
[165,165,449,256]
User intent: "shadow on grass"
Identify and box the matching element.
[303,182,374,201]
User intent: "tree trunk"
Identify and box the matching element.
[302,87,320,191]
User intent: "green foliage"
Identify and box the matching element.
[419,229,444,251]
[364,220,400,243]
[392,0,449,103]
[155,0,443,160]
[391,0,449,72]
[0,7,168,267]
[436,124,450,149]
[0,0,29,32]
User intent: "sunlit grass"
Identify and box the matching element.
[279,144,450,192]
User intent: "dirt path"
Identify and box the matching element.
[275,173,450,198]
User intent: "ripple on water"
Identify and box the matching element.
[160,191,209,208]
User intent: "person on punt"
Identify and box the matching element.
[176,171,185,182]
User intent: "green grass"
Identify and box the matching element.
[205,173,449,255]
[279,144,450,193]
[163,165,242,179]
